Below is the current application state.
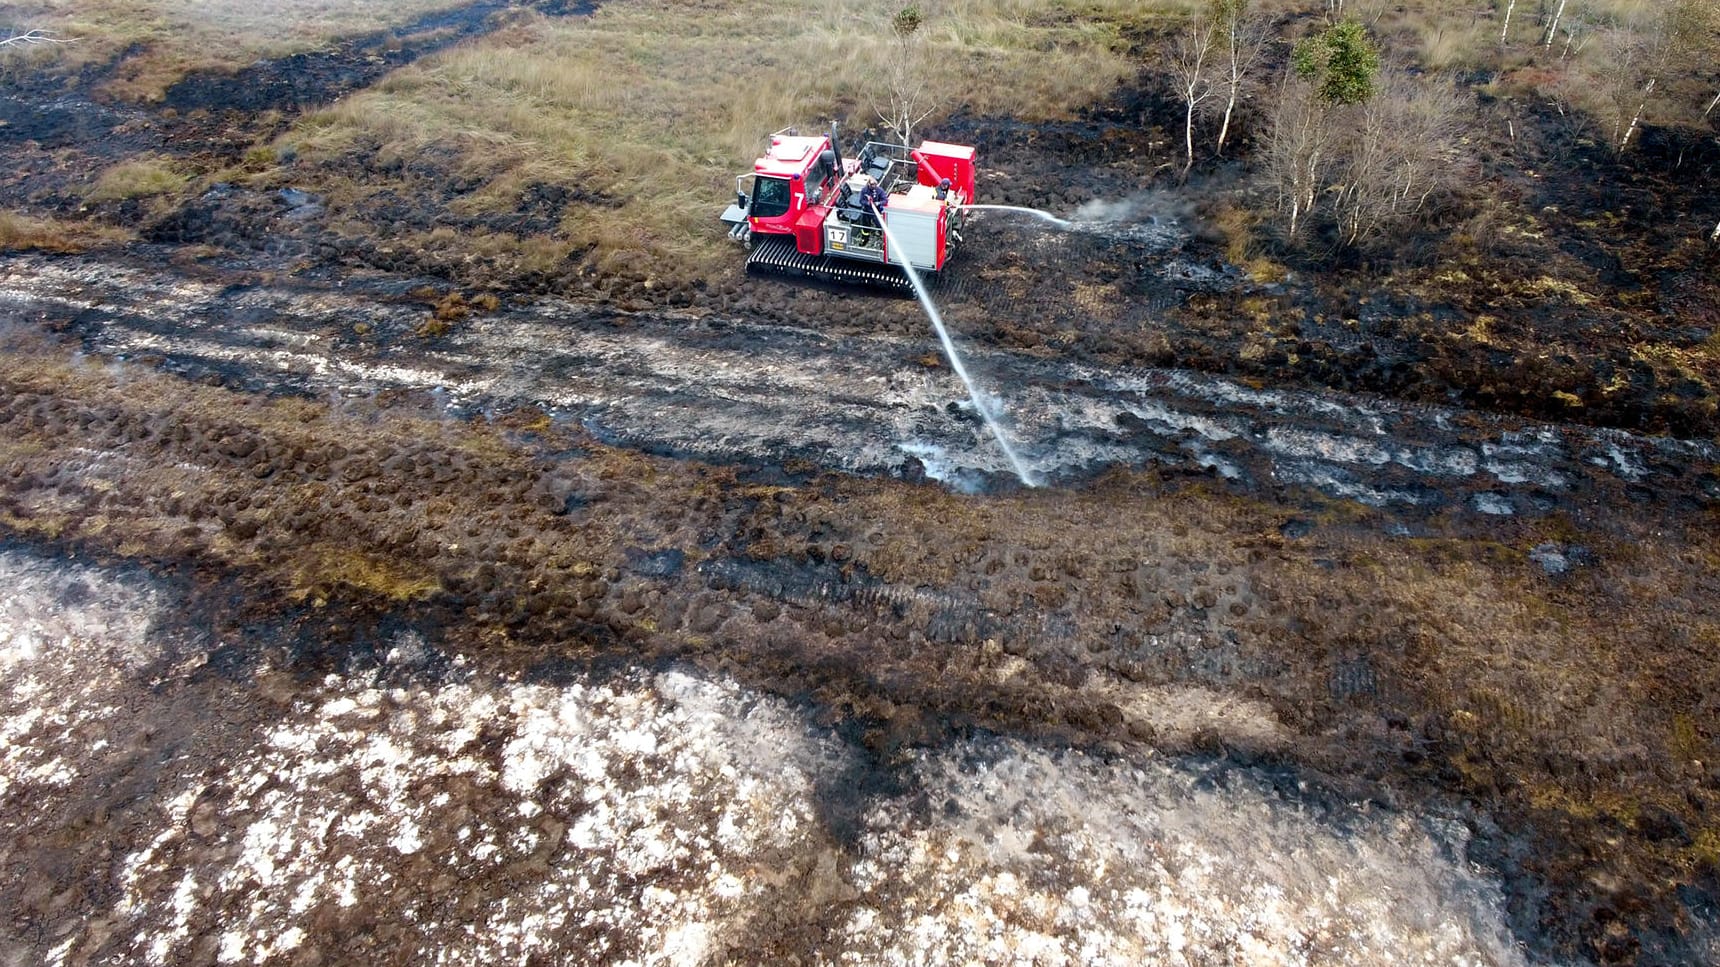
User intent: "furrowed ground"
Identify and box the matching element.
[8,0,1713,435]
[1,0,1719,963]
[0,337,1715,962]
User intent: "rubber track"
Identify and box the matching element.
[745,236,912,291]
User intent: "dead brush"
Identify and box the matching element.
[412,288,498,337]
[0,212,133,253]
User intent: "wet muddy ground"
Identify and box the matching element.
[1,285,1717,963]
[1,251,1714,513]
[2,2,1720,965]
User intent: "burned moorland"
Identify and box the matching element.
[1,1,1718,964]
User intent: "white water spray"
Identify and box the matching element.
[957,204,1072,229]
[869,201,1035,487]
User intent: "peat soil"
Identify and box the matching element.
[0,538,1547,965]
[1,6,1719,965]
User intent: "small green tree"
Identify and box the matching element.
[1293,19,1379,105]
[891,5,922,37]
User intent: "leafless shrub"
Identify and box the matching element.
[1552,0,1720,153]
[1594,23,1655,152]
[1261,75,1334,238]
[1333,71,1469,245]
[1263,68,1470,246]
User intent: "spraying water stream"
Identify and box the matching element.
[869,200,1036,487]
[957,204,1073,228]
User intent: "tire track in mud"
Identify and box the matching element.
[1,252,1714,518]
[0,337,1324,815]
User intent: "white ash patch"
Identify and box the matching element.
[1474,493,1516,516]
[105,668,845,967]
[3,547,1535,965]
[0,550,171,799]
[825,741,1527,967]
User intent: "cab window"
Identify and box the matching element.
[752,176,791,218]
[806,154,835,203]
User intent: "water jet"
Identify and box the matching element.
[869,200,1035,488]
[957,204,1072,229]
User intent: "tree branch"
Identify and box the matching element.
[1,29,71,48]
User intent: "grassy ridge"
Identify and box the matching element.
[271,0,1160,288]
[5,0,475,99]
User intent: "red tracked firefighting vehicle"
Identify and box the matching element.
[719,125,975,288]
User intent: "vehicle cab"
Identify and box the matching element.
[720,128,846,254]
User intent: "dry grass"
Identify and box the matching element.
[7,0,474,100]
[291,543,442,604]
[83,155,188,203]
[0,211,133,252]
[275,0,1152,288]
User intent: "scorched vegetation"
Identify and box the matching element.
[0,2,1718,964]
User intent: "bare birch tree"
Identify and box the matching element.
[1557,15,1591,61]
[873,7,938,146]
[1263,77,1333,237]
[1543,0,1568,47]
[1596,25,1654,152]
[1169,12,1219,172]
[1598,1,1717,153]
[1212,0,1269,156]
[1500,0,1517,44]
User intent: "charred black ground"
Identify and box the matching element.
[1,2,1719,964]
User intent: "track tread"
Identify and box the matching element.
[745,236,913,291]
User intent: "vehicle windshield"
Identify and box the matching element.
[752,176,791,219]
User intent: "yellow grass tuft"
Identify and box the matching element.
[85,156,189,203]
[291,543,442,604]
[0,211,133,253]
